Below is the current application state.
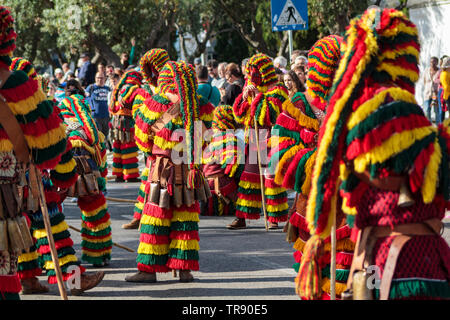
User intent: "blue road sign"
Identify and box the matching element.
[271,0,308,31]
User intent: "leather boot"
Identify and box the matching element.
[268,222,279,230]
[121,218,140,229]
[115,176,124,183]
[71,271,105,296]
[226,218,246,229]
[126,178,141,183]
[125,271,156,283]
[179,270,194,283]
[21,277,49,294]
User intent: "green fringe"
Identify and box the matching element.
[17,259,40,271]
[82,253,111,265]
[0,292,20,300]
[139,224,171,236]
[321,266,350,283]
[41,247,78,263]
[137,253,168,266]
[170,221,199,232]
[46,261,81,276]
[81,239,113,250]
[80,227,111,237]
[168,248,199,261]
[35,231,71,247]
[374,278,450,300]
[81,208,108,223]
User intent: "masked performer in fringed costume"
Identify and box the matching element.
[202,105,244,216]
[59,82,113,268]
[126,60,213,283]
[109,70,144,183]
[298,7,450,300]
[122,48,170,230]
[0,6,102,299]
[268,35,355,299]
[11,58,104,295]
[228,53,289,230]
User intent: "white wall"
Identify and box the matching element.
[409,1,450,107]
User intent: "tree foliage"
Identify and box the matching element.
[4,0,407,71]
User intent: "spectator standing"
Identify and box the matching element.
[61,62,72,82]
[216,62,229,90]
[54,67,64,84]
[220,62,244,105]
[274,56,288,74]
[241,58,249,80]
[440,57,450,121]
[85,72,111,138]
[121,38,136,70]
[78,52,96,87]
[422,56,440,122]
[290,49,302,66]
[291,63,307,87]
[283,70,305,98]
[207,59,220,87]
[197,65,221,107]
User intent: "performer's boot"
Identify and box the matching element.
[268,222,279,230]
[21,277,49,294]
[226,218,246,229]
[179,270,194,283]
[71,271,105,296]
[125,271,156,283]
[121,218,140,229]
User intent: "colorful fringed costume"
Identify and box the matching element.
[9,57,85,290]
[0,6,69,299]
[126,49,170,226]
[298,8,450,300]
[127,60,213,282]
[109,70,144,182]
[202,105,244,216]
[268,35,354,299]
[59,94,112,266]
[231,53,289,227]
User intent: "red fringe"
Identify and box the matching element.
[1,76,39,102]
[265,197,288,206]
[409,142,434,193]
[0,275,21,293]
[38,237,75,255]
[82,246,112,253]
[139,233,170,245]
[133,211,142,220]
[143,202,173,219]
[167,258,199,271]
[290,211,310,232]
[169,230,200,241]
[18,268,42,280]
[81,213,111,229]
[267,215,288,223]
[47,266,86,284]
[137,262,170,273]
[77,194,106,211]
[237,192,261,202]
[80,232,111,241]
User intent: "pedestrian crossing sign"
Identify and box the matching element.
[271,0,308,31]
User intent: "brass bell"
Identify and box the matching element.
[397,182,415,207]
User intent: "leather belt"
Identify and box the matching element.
[347,218,443,300]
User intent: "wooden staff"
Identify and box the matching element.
[68,225,135,253]
[330,211,337,300]
[253,117,268,231]
[33,165,68,300]
[104,196,137,204]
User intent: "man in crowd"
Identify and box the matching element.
[422,56,440,122]
[86,72,111,139]
[197,64,221,107]
[78,52,96,87]
[207,59,220,88]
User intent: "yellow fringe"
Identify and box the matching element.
[81,220,111,233]
[274,144,303,186]
[321,277,348,296]
[236,199,262,208]
[140,214,171,227]
[283,99,320,131]
[54,158,77,174]
[43,254,78,270]
[33,221,68,239]
[293,237,306,252]
[81,249,112,257]
[376,62,419,82]
[266,202,289,212]
[25,125,67,149]
[123,168,140,175]
[421,139,441,203]
[81,204,108,218]
[323,238,355,252]
[18,251,39,263]
[171,210,200,223]
[7,87,46,116]
[153,135,178,151]
[137,242,169,255]
[81,235,112,244]
[341,197,358,215]
[347,87,416,130]
[301,151,317,195]
[353,126,434,173]
[238,180,261,190]
[169,239,200,251]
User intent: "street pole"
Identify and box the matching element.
[288,30,294,63]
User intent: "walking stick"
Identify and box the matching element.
[330,211,337,300]
[32,165,68,300]
[105,196,137,204]
[253,117,268,231]
[68,225,135,253]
